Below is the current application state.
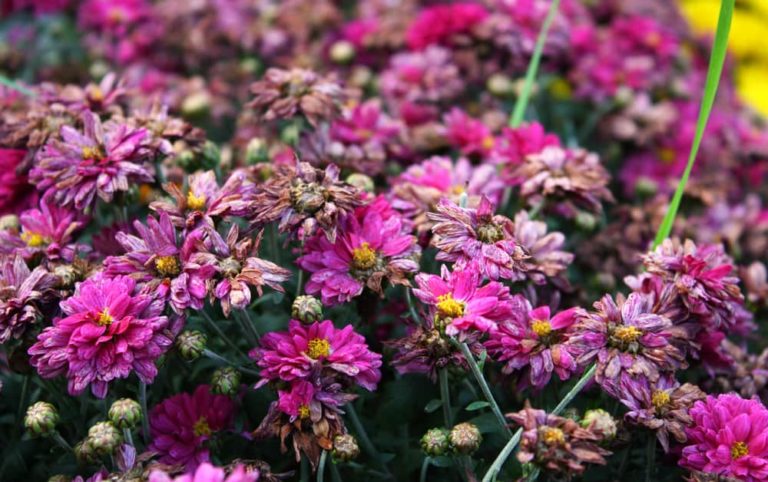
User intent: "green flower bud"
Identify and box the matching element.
[24,401,59,437]
[345,173,375,193]
[0,214,19,231]
[48,476,71,482]
[108,398,142,430]
[329,40,356,64]
[450,422,482,454]
[87,421,122,456]
[421,428,450,457]
[74,439,98,465]
[176,330,207,360]
[332,434,360,462]
[582,408,617,440]
[291,295,323,324]
[211,367,241,396]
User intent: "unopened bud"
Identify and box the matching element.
[346,173,374,193]
[176,330,207,360]
[211,367,241,396]
[582,408,617,440]
[87,421,122,456]
[332,434,360,462]
[0,214,19,231]
[108,398,142,430]
[421,428,450,456]
[487,73,514,98]
[74,439,98,465]
[25,401,59,437]
[330,40,356,64]
[181,91,212,118]
[450,422,482,454]
[292,295,324,324]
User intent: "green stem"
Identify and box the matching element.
[139,381,150,444]
[652,0,734,248]
[200,310,248,360]
[509,0,562,127]
[14,376,29,436]
[318,450,328,482]
[481,364,596,482]
[439,368,452,427]
[0,74,35,97]
[645,435,656,482]
[405,287,420,322]
[50,431,73,452]
[419,457,431,482]
[455,341,512,438]
[330,461,342,482]
[301,455,310,482]
[346,404,393,479]
[123,428,134,447]
[234,310,260,345]
[203,349,261,377]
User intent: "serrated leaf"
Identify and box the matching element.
[465,401,490,411]
[424,399,443,413]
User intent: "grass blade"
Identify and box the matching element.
[652,0,734,248]
[0,74,35,97]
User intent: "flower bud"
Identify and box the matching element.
[245,137,269,165]
[582,408,617,440]
[575,211,597,232]
[176,330,207,360]
[332,434,360,462]
[345,173,374,193]
[48,476,71,482]
[487,73,514,97]
[53,264,79,289]
[211,367,241,396]
[290,182,327,214]
[87,421,122,456]
[108,398,142,430]
[450,422,482,454]
[25,401,59,437]
[292,295,323,324]
[634,177,658,198]
[421,428,450,456]
[0,214,19,231]
[181,91,212,118]
[74,439,98,465]
[330,40,356,64]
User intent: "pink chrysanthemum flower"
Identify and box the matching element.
[149,462,259,482]
[298,201,419,306]
[276,378,354,423]
[105,213,215,314]
[405,2,489,50]
[413,264,517,337]
[513,211,573,285]
[443,109,495,157]
[251,320,382,391]
[680,394,768,482]
[486,303,582,389]
[31,111,156,209]
[490,123,560,182]
[0,148,36,215]
[428,197,528,281]
[0,200,86,262]
[28,273,171,398]
[569,292,687,397]
[0,255,57,343]
[149,385,235,470]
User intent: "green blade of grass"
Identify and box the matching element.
[509,0,561,128]
[652,0,734,248]
[0,74,35,97]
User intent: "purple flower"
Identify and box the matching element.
[105,212,215,314]
[149,462,259,482]
[276,378,354,422]
[0,255,57,343]
[428,197,528,281]
[149,385,235,470]
[250,320,382,391]
[513,211,573,285]
[680,394,768,482]
[28,273,171,398]
[486,304,582,389]
[413,264,517,337]
[31,111,155,209]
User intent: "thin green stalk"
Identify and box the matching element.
[439,368,452,427]
[300,455,310,482]
[200,310,248,360]
[509,0,562,127]
[203,349,261,377]
[14,376,29,436]
[139,381,150,443]
[455,341,513,438]
[419,457,431,482]
[123,428,134,447]
[0,74,35,97]
[645,435,656,482]
[482,364,596,482]
[405,287,420,322]
[318,450,328,482]
[330,462,343,482]
[50,431,73,452]
[346,404,393,479]
[234,310,259,345]
[652,0,734,248]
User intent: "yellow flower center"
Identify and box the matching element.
[531,320,552,338]
[81,145,105,161]
[97,307,114,326]
[651,390,671,411]
[613,325,643,344]
[731,441,749,459]
[193,417,212,437]
[482,136,495,150]
[657,147,676,164]
[451,184,465,195]
[307,338,331,359]
[351,242,377,270]
[88,86,104,102]
[154,256,180,277]
[540,426,565,446]
[298,404,310,420]
[437,294,465,319]
[186,191,207,211]
[20,231,47,247]
[549,77,573,100]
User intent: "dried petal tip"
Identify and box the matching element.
[292,296,324,324]
[176,330,207,360]
[108,399,142,430]
[332,434,360,462]
[450,423,482,454]
[421,428,451,456]
[211,367,242,396]
[86,421,122,456]
[581,409,617,440]
[25,401,59,437]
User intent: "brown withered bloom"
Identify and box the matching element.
[513,145,614,216]
[248,68,346,127]
[509,404,611,477]
[249,162,364,242]
[709,340,768,401]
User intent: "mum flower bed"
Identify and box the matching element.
[1,1,768,481]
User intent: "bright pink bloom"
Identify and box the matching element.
[443,109,494,157]
[149,462,258,482]
[251,320,382,391]
[405,2,488,50]
[0,148,36,215]
[491,123,560,181]
[680,394,768,482]
[28,273,171,398]
[149,385,235,470]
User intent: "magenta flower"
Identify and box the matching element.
[149,385,235,470]
[486,304,582,389]
[680,394,768,482]
[405,2,488,50]
[0,200,87,262]
[513,211,573,284]
[0,255,57,343]
[31,111,156,209]
[413,264,518,336]
[251,320,382,391]
[428,197,528,281]
[0,148,36,215]
[276,378,354,423]
[298,201,419,306]
[490,123,560,182]
[28,273,171,398]
[149,462,259,482]
[105,212,215,314]
[443,109,494,157]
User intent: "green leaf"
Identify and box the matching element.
[477,349,488,371]
[465,401,491,411]
[424,399,443,413]
[652,0,734,248]
[509,0,562,127]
